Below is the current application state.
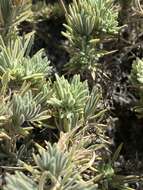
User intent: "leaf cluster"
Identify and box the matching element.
[130,58,143,117]
[0,0,32,41]
[62,0,119,76]
[48,74,105,132]
[0,35,52,83]
[4,142,97,190]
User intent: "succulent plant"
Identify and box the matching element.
[0,0,32,40]
[62,0,119,76]
[130,58,143,118]
[0,35,52,83]
[4,142,97,190]
[47,74,104,131]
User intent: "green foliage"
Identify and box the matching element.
[130,58,143,118]
[1,1,141,190]
[4,142,97,190]
[0,72,104,157]
[66,43,107,79]
[0,33,53,152]
[47,74,89,131]
[0,63,52,154]
[62,0,119,76]
[11,90,50,127]
[130,58,143,85]
[0,88,51,138]
[48,74,104,132]
[22,49,52,80]
[3,133,138,190]
[0,0,32,40]
[0,34,52,83]
[63,0,119,41]
[84,86,103,120]
[33,142,70,177]
[34,82,53,106]
[4,171,38,190]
